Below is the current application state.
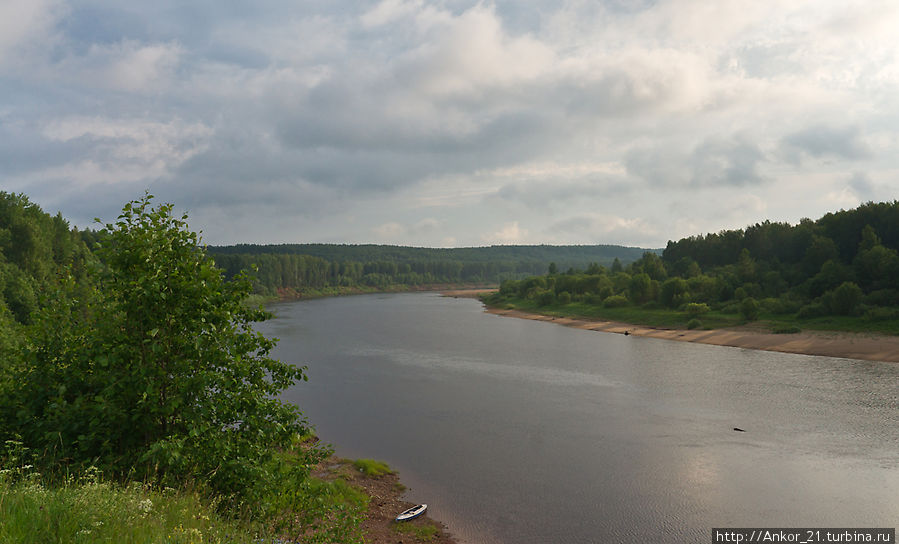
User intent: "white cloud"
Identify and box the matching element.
[485,221,528,244]
[36,116,211,185]
[0,0,63,65]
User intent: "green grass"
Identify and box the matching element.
[0,444,370,544]
[0,470,271,544]
[393,520,441,541]
[351,458,393,477]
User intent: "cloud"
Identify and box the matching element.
[485,221,528,244]
[781,125,872,162]
[0,0,64,65]
[546,214,662,246]
[3,0,899,248]
[626,134,767,187]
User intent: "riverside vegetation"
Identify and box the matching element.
[485,201,899,335]
[0,192,370,542]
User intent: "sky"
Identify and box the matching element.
[2,0,898,248]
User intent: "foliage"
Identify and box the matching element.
[686,318,702,330]
[740,297,760,321]
[487,200,899,331]
[603,295,629,308]
[828,281,863,316]
[684,303,710,318]
[4,194,321,509]
[209,243,653,295]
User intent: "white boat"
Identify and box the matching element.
[395,504,427,522]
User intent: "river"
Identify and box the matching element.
[259,293,899,544]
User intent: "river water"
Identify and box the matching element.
[259,293,899,544]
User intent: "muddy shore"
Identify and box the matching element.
[314,457,458,544]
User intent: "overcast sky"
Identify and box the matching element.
[2,0,898,247]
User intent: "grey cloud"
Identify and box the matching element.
[690,136,764,186]
[495,176,636,210]
[781,124,871,162]
[848,171,875,201]
[626,134,766,188]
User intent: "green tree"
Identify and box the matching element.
[828,281,863,315]
[12,195,319,505]
[628,273,653,304]
[740,296,760,321]
[660,277,689,308]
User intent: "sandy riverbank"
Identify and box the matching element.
[485,307,899,363]
[441,288,899,363]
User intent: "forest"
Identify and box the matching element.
[487,201,899,332]
[208,243,652,295]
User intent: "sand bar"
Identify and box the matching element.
[485,307,899,363]
[442,289,899,363]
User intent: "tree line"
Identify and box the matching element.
[490,201,899,325]
[208,243,652,294]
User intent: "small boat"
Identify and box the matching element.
[395,504,427,522]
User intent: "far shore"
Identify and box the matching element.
[442,288,899,364]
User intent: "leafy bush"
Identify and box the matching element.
[686,319,702,330]
[603,295,629,308]
[535,289,555,306]
[797,302,827,319]
[864,289,899,307]
[864,307,899,321]
[557,291,572,305]
[684,302,710,317]
[740,297,760,321]
[6,194,321,507]
[828,281,863,315]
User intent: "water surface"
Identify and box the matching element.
[260,293,899,544]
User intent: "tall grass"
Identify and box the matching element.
[0,468,271,544]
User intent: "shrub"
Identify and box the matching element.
[686,319,702,330]
[556,291,572,305]
[684,303,710,318]
[828,281,863,315]
[864,307,899,321]
[603,295,629,308]
[740,297,760,321]
[535,289,555,306]
[797,302,827,319]
[864,289,899,307]
[6,194,321,507]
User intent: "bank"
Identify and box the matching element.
[475,293,899,364]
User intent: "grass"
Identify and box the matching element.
[352,459,393,477]
[0,441,371,544]
[393,520,441,542]
[0,469,271,544]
